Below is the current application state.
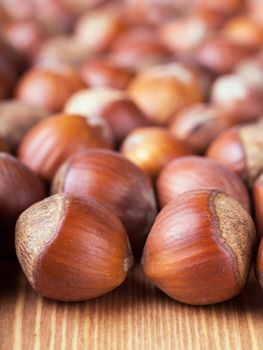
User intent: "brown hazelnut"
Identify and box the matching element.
[120,127,193,179]
[248,0,263,26]
[255,239,263,290]
[253,174,263,237]
[110,26,171,70]
[234,56,263,91]
[15,193,133,301]
[80,58,134,89]
[52,149,157,255]
[0,100,47,152]
[170,104,233,154]
[2,19,47,63]
[35,36,90,67]
[207,124,263,185]
[211,74,263,123]
[0,39,20,99]
[125,0,180,25]
[194,0,244,16]
[59,0,107,15]
[195,37,253,75]
[64,87,149,144]
[0,137,9,153]
[15,65,86,113]
[222,15,263,49]
[142,189,256,305]
[158,12,216,54]
[18,114,113,182]
[74,9,125,53]
[36,0,75,35]
[128,63,203,125]
[0,0,35,21]
[0,153,45,226]
[157,155,250,210]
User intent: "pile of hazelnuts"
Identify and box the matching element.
[0,0,263,306]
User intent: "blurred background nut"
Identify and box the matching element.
[195,36,253,75]
[158,11,221,55]
[0,39,21,99]
[110,25,172,70]
[2,19,48,64]
[15,65,86,113]
[0,136,9,153]
[80,58,134,89]
[35,36,90,67]
[74,9,126,53]
[120,126,193,179]
[247,0,263,26]
[169,104,234,154]
[211,74,263,123]
[128,63,203,125]
[64,87,150,144]
[0,100,47,152]
[194,0,244,16]
[222,15,263,49]
[234,55,263,91]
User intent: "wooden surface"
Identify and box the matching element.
[0,258,262,350]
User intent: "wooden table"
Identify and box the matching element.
[1,258,262,350]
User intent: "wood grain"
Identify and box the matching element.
[0,258,262,350]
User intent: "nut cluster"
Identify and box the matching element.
[0,0,262,303]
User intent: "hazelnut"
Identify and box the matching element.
[211,74,263,123]
[195,37,253,75]
[0,137,9,153]
[0,153,45,226]
[15,193,133,301]
[18,114,113,182]
[222,15,263,49]
[0,0,35,21]
[2,19,47,63]
[253,174,263,237]
[52,149,157,255]
[0,100,47,152]
[0,39,20,99]
[80,58,134,89]
[128,63,203,125]
[111,24,160,48]
[74,9,125,53]
[59,0,106,14]
[158,13,215,54]
[125,0,180,25]
[207,124,263,185]
[157,155,250,210]
[255,239,263,290]
[142,189,256,305]
[234,56,263,91]
[194,0,244,16]
[248,0,263,26]
[110,26,171,70]
[120,127,193,179]
[36,0,75,35]
[170,104,233,154]
[35,36,90,67]
[15,65,86,113]
[64,87,149,144]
